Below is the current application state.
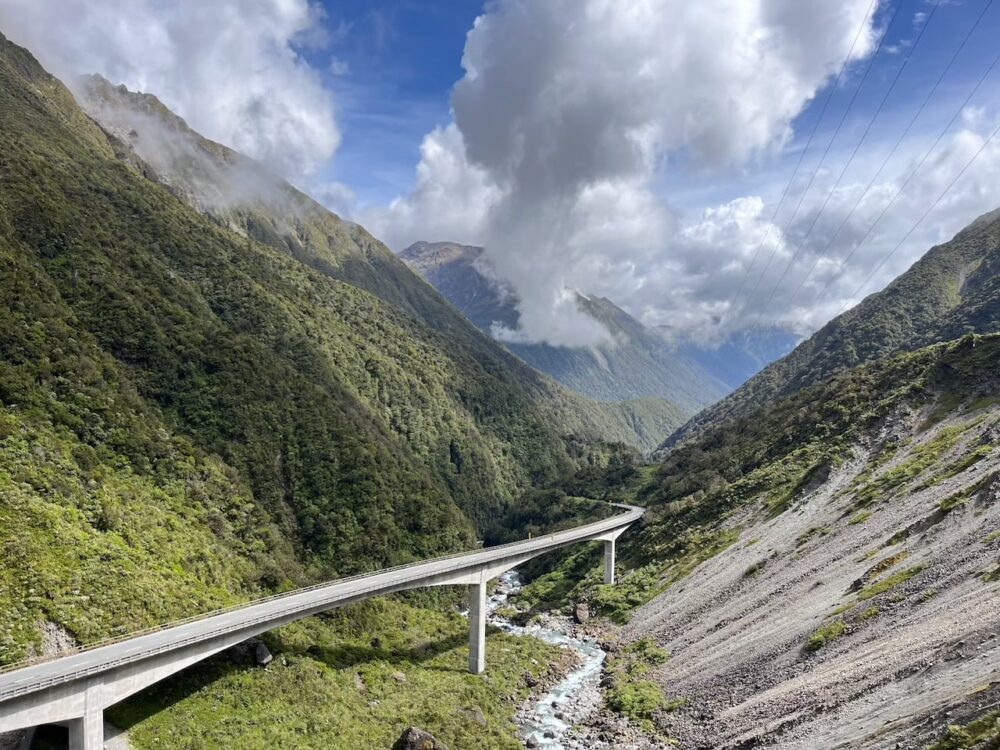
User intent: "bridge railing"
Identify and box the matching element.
[0,503,641,680]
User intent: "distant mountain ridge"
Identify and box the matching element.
[667,206,1000,447]
[673,328,800,391]
[400,241,741,414]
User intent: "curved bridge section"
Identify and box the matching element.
[0,503,643,749]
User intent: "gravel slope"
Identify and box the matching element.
[624,406,1000,749]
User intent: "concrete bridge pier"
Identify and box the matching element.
[67,711,102,750]
[468,578,487,675]
[67,679,104,750]
[600,526,630,585]
[604,538,617,584]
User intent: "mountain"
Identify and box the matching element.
[75,76,683,455]
[398,241,519,333]
[503,210,1000,746]
[400,241,731,413]
[517,333,1000,748]
[668,208,1000,446]
[675,327,799,391]
[0,25,696,679]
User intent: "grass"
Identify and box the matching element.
[805,620,846,653]
[796,526,831,546]
[919,588,938,603]
[926,710,999,749]
[939,488,972,513]
[854,425,968,506]
[984,530,1000,544]
[588,527,741,622]
[965,395,1000,413]
[108,598,569,750]
[922,392,963,429]
[849,510,873,525]
[858,607,879,621]
[858,565,927,601]
[743,560,767,577]
[935,445,994,484]
[828,602,856,617]
[866,550,910,578]
[607,680,667,722]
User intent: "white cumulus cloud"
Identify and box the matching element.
[0,0,339,183]
[375,0,883,346]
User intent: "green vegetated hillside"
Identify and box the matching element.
[400,241,729,415]
[76,75,675,453]
[669,209,1000,446]
[0,31,649,748]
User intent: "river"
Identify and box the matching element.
[486,571,608,749]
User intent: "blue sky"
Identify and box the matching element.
[308,0,1000,213]
[295,0,1000,344]
[4,0,999,344]
[666,0,1000,209]
[306,0,485,207]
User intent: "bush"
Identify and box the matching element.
[608,680,665,721]
[805,620,846,653]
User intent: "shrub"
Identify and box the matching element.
[805,620,846,653]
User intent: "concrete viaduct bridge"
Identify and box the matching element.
[0,503,643,749]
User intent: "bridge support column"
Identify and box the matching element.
[603,538,616,585]
[468,578,487,674]
[67,710,102,750]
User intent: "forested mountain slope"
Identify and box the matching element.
[76,74,682,454]
[668,209,1000,446]
[0,27,673,672]
[400,241,729,412]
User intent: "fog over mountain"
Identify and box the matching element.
[401,241,797,411]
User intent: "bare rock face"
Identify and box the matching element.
[39,620,76,656]
[254,641,273,667]
[0,729,31,750]
[391,726,449,750]
[227,638,272,667]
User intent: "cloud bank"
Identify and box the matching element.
[0,0,338,183]
[370,0,1000,347]
[369,0,884,346]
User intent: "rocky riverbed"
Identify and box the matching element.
[488,572,668,750]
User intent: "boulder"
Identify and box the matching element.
[227,638,273,667]
[573,602,590,624]
[254,641,273,666]
[392,726,449,750]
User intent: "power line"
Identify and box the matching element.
[796,32,1000,326]
[739,0,905,321]
[751,0,943,326]
[724,0,880,324]
[834,118,1000,317]
[786,0,995,318]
